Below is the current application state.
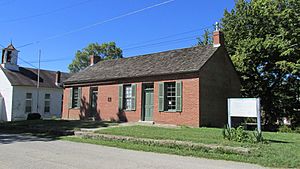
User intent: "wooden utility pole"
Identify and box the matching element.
[36,49,41,113]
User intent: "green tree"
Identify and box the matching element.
[68,42,123,73]
[221,0,300,127]
[196,29,212,46]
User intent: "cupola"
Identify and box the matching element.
[1,43,19,71]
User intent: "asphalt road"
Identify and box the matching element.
[0,133,266,169]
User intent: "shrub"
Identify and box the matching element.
[295,127,300,133]
[279,125,300,133]
[278,125,293,133]
[223,125,263,143]
[27,113,42,120]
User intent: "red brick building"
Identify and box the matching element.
[62,30,240,127]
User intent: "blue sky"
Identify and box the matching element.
[0,0,235,72]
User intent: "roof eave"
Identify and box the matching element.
[63,70,200,87]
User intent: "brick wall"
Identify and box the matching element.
[98,84,142,122]
[153,78,200,127]
[62,87,91,120]
[62,76,200,127]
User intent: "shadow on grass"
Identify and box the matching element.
[266,139,293,144]
[0,120,118,144]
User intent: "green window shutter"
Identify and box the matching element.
[158,82,164,112]
[118,84,123,111]
[68,88,73,108]
[131,84,136,111]
[78,87,82,108]
[176,81,182,112]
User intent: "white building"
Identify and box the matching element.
[0,44,70,121]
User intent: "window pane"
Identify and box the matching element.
[45,94,50,99]
[44,105,50,113]
[123,85,132,110]
[25,106,31,113]
[72,88,79,108]
[25,101,32,113]
[26,100,31,106]
[45,101,50,106]
[125,98,132,110]
[25,93,32,113]
[44,107,50,113]
[26,93,32,99]
[166,82,176,111]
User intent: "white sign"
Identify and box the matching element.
[227,98,261,133]
[228,98,259,117]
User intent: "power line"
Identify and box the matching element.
[17,34,201,64]
[0,0,94,23]
[29,58,71,63]
[122,26,212,48]
[123,34,203,51]
[126,38,197,52]
[16,26,211,64]
[6,24,212,66]
[17,0,175,49]
[18,56,38,69]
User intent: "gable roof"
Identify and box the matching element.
[64,45,219,85]
[3,44,18,51]
[1,66,70,88]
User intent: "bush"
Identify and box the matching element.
[223,125,263,143]
[279,125,300,133]
[295,127,300,133]
[27,113,42,120]
[278,125,293,133]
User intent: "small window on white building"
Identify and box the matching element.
[25,93,32,113]
[44,94,51,113]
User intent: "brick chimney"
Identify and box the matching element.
[213,22,225,47]
[55,71,61,86]
[90,55,101,66]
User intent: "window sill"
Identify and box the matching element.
[123,109,136,112]
[160,110,181,113]
[69,107,80,110]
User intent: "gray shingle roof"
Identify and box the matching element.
[1,66,70,88]
[64,45,218,85]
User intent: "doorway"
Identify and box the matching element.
[142,83,154,121]
[89,87,98,118]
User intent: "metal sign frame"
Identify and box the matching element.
[227,98,261,133]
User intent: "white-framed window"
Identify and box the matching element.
[124,85,132,110]
[25,93,32,113]
[165,82,176,111]
[158,81,182,112]
[44,94,50,113]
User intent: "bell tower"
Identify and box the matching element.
[1,43,19,71]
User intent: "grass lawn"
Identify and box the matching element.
[64,125,300,168]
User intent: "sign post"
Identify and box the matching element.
[228,98,261,133]
[256,98,261,133]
